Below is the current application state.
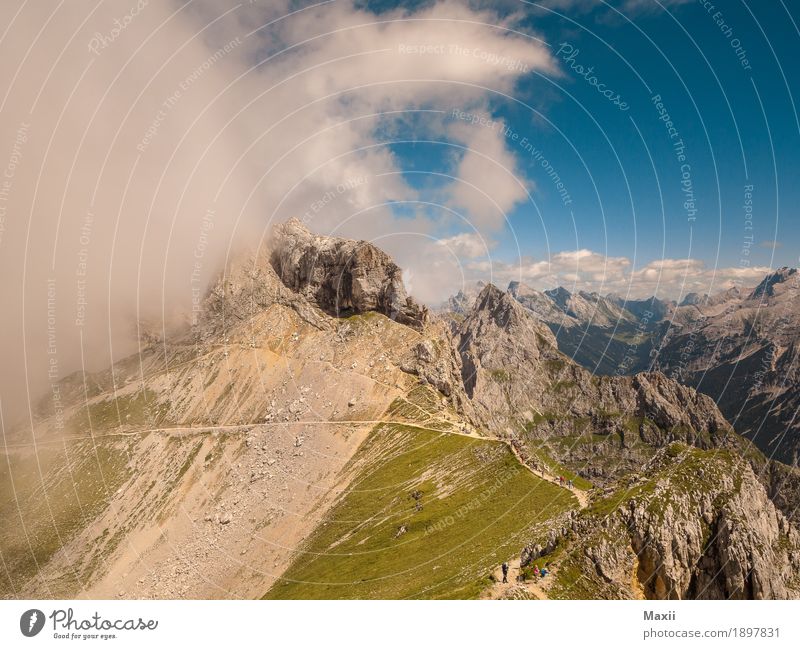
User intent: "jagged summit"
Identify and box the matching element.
[269,218,428,329]
[201,218,428,333]
[474,283,537,329]
[466,283,557,347]
[543,285,572,309]
[679,291,707,307]
[749,266,797,300]
[446,280,486,315]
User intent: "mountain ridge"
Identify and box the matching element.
[4,222,800,601]
[443,267,800,464]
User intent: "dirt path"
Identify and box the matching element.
[505,439,590,509]
[12,394,587,601]
[8,418,483,449]
[478,439,590,601]
[481,558,549,600]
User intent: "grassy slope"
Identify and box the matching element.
[0,430,241,598]
[265,423,577,600]
[0,440,132,596]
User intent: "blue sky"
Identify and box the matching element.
[1,0,797,414]
[354,0,799,298]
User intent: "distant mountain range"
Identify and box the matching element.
[443,267,800,465]
[5,221,800,601]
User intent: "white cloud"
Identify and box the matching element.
[443,114,532,230]
[464,252,771,301]
[0,0,557,419]
[436,232,494,258]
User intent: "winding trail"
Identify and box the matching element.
[480,433,590,600]
[506,440,590,509]
[12,392,588,602]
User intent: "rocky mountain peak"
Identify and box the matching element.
[473,283,524,327]
[749,266,797,300]
[445,280,486,314]
[468,284,558,343]
[544,286,572,311]
[507,280,547,301]
[268,218,427,329]
[679,291,707,307]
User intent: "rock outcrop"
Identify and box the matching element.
[457,284,557,399]
[548,445,800,600]
[200,246,331,335]
[454,283,730,445]
[268,218,427,329]
[12,221,800,602]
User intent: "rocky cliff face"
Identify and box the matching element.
[200,245,331,336]
[457,284,557,399]
[453,269,800,467]
[543,445,800,600]
[10,221,800,602]
[447,282,800,529]
[269,218,427,329]
[654,267,800,465]
[453,284,730,443]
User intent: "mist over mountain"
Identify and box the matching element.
[5,222,800,601]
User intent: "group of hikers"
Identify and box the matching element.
[500,561,550,584]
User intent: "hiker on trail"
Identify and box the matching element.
[533,565,540,578]
[559,475,564,485]
[501,562,509,583]
[567,479,573,489]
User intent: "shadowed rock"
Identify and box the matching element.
[269,218,427,330]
